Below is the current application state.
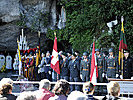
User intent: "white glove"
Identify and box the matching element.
[80,74,82,80]
[116,74,119,78]
[120,75,123,79]
[102,73,105,77]
[48,71,51,75]
[131,77,133,80]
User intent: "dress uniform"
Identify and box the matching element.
[95,49,104,83]
[68,53,80,91]
[60,52,69,81]
[106,48,118,78]
[44,51,52,81]
[123,50,133,79]
[80,52,90,82]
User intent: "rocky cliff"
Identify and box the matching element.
[0,0,60,53]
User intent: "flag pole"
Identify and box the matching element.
[121,16,124,79]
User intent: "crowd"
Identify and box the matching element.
[0,78,123,100]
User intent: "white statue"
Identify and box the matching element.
[13,58,19,70]
[0,54,5,70]
[6,54,12,70]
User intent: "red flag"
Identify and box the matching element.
[90,42,98,83]
[50,36,60,74]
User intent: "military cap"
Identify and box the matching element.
[75,51,80,54]
[95,49,100,52]
[109,48,113,52]
[72,53,77,57]
[124,49,130,53]
[61,52,67,57]
[83,52,88,56]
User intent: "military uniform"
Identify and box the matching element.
[106,49,118,78]
[68,55,80,91]
[96,54,104,82]
[80,52,90,82]
[60,58,69,81]
[123,57,133,79]
[45,56,52,81]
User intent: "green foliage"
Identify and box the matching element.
[47,0,133,54]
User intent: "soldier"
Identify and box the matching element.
[68,53,80,91]
[6,53,12,70]
[95,49,104,83]
[0,52,5,71]
[60,52,69,81]
[38,53,46,80]
[67,51,72,62]
[75,51,81,63]
[122,49,133,79]
[106,48,118,78]
[80,52,90,82]
[44,51,52,81]
[27,51,34,80]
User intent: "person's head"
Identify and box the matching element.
[52,79,70,96]
[83,52,88,59]
[71,54,76,60]
[124,49,129,58]
[109,48,113,56]
[0,78,13,88]
[61,52,67,59]
[16,91,37,100]
[46,51,50,57]
[41,53,45,58]
[75,51,80,56]
[95,49,100,55]
[107,81,120,97]
[39,79,51,90]
[0,83,13,95]
[83,82,95,95]
[67,91,87,100]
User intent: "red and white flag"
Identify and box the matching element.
[50,36,60,74]
[90,42,98,83]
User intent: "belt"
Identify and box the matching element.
[108,67,116,69]
[98,66,103,69]
[83,69,89,71]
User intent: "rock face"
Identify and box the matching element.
[0,0,59,53]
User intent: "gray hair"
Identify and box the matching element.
[16,91,36,100]
[39,79,51,90]
[0,78,13,88]
[67,91,88,100]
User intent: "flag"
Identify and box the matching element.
[50,35,60,74]
[118,17,127,65]
[90,42,98,83]
[17,39,22,76]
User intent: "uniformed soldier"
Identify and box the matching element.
[75,51,81,63]
[122,49,133,79]
[106,48,118,78]
[60,52,69,81]
[68,53,80,91]
[27,51,34,80]
[80,52,90,82]
[95,49,104,83]
[6,53,12,70]
[44,51,52,81]
[38,53,46,80]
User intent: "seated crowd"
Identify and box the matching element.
[0,78,124,100]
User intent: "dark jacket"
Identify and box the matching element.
[68,59,80,78]
[123,56,133,79]
[60,59,69,76]
[1,94,16,100]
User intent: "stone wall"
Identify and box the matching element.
[0,0,58,52]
